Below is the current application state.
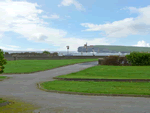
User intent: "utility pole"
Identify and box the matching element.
[66,46,69,55]
[84,42,87,53]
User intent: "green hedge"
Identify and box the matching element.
[126,51,150,66]
[0,49,7,74]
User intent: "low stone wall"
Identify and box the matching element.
[4,54,14,61]
[4,55,106,61]
[15,56,105,60]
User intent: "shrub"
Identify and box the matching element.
[126,51,150,66]
[118,56,131,66]
[101,55,119,66]
[101,55,131,66]
[0,49,7,74]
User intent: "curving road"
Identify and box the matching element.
[0,61,150,113]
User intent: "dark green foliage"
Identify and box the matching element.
[0,49,7,74]
[53,52,58,56]
[126,51,150,66]
[4,52,9,55]
[42,50,50,54]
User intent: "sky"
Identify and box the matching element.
[0,0,150,52]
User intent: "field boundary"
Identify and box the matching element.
[53,77,150,82]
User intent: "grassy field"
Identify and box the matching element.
[94,45,150,52]
[57,65,150,79]
[41,80,150,95]
[3,59,98,74]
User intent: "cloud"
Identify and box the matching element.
[58,0,85,11]
[0,46,20,51]
[133,40,150,47]
[81,5,150,38]
[42,14,60,19]
[26,48,35,51]
[0,0,67,43]
[0,0,112,52]
[65,15,71,18]
[6,45,20,48]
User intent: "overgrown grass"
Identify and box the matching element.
[0,98,7,103]
[41,80,150,95]
[3,59,98,74]
[0,98,39,113]
[57,65,150,79]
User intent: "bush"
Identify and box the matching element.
[126,51,150,66]
[101,55,131,66]
[0,49,7,74]
[42,51,50,54]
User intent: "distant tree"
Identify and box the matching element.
[4,52,9,55]
[53,52,58,56]
[42,51,50,54]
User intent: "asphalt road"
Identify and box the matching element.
[0,61,150,113]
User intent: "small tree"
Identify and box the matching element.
[53,52,58,56]
[0,49,7,74]
[4,52,9,55]
[42,50,50,54]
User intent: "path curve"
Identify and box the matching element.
[0,61,150,113]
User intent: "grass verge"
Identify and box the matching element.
[0,97,39,113]
[0,76,7,79]
[41,80,150,95]
[57,65,150,79]
[3,59,98,74]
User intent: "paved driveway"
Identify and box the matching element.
[0,61,150,113]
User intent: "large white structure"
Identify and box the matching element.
[78,45,150,53]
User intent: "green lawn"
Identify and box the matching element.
[3,59,98,74]
[57,65,150,79]
[0,98,7,103]
[41,80,150,95]
[0,76,7,79]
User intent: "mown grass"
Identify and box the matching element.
[41,80,150,95]
[57,65,150,79]
[3,59,98,74]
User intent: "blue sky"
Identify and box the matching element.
[0,0,150,52]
